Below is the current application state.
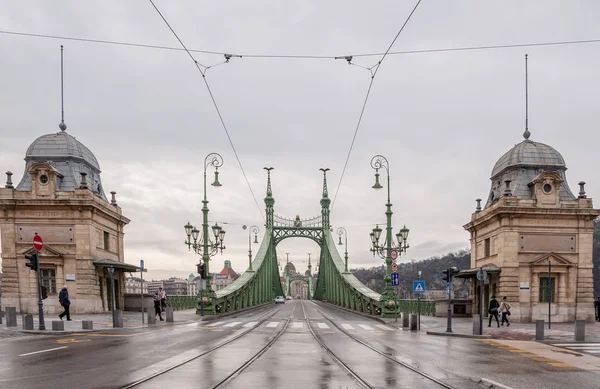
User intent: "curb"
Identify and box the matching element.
[426,330,492,339]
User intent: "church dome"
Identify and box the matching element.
[491,139,566,178]
[284,262,296,275]
[25,130,100,171]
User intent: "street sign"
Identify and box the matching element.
[446,283,451,296]
[140,259,144,271]
[391,272,399,286]
[390,249,398,260]
[413,280,425,294]
[476,269,487,281]
[33,234,43,252]
[391,262,398,273]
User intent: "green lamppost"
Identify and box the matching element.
[184,152,226,315]
[369,154,410,317]
[242,224,259,272]
[337,227,350,273]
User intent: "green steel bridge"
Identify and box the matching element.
[204,168,393,318]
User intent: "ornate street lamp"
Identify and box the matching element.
[337,227,349,273]
[183,152,225,316]
[242,224,260,271]
[369,154,410,317]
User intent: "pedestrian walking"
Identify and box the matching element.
[488,295,500,328]
[154,292,164,321]
[595,296,600,322]
[158,287,166,312]
[58,285,72,321]
[499,296,511,326]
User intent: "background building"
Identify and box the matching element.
[213,260,239,291]
[125,277,148,294]
[0,125,134,314]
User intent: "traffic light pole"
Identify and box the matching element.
[35,253,45,330]
[446,265,452,333]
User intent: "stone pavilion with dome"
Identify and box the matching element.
[462,129,600,322]
[0,122,134,314]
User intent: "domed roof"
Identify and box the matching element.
[491,139,565,178]
[25,130,100,171]
[15,127,108,201]
[284,262,296,275]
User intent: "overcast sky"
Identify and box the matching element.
[1,1,599,281]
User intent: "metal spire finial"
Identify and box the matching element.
[319,168,330,198]
[59,45,67,132]
[264,167,274,197]
[523,54,530,140]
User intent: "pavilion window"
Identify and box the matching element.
[484,238,491,257]
[40,268,57,294]
[539,277,556,303]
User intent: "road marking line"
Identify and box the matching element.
[548,363,574,367]
[341,323,354,330]
[206,322,222,327]
[518,353,538,357]
[551,343,600,347]
[56,338,91,344]
[532,357,556,362]
[223,322,242,327]
[358,324,373,330]
[292,322,303,329]
[481,378,514,389]
[559,346,600,349]
[375,324,394,331]
[243,321,258,328]
[317,323,329,329]
[323,331,335,334]
[266,321,279,328]
[583,350,600,353]
[71,328,172,337]
[508,349,525,353]
[20,346,68,357]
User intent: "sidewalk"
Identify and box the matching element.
[1,309,201,337]
[382,315,600,341]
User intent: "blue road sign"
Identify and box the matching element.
[413,280,426,294]
[391,273,399,286]
[446,282,451,296]
[140,259,144,271]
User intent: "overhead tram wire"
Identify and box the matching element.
[2,29,600,59]
[147,0,265,222]
[330,0,422,211]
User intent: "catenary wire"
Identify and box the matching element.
[2,29,600,59]
[330,0,421,210]
[147,0,265,222]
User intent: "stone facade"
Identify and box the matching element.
[0,129,133,314]
[464,137,600,323]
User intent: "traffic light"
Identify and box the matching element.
[41,285,48,300]
[442,269,450,282]
[25,253,38,271]
[198,263,206,279]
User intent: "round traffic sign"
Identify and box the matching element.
[33,234,43,252]
[390,249,398,260]
[476,269,487,281]
[391,262,398,273]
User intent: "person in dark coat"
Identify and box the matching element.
[154,292,164,321]
[595,296,600,321]
[488,295,499,328]
[58,285,71,321]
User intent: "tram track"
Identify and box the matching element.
[121,304,285,389]
[303,301,456,389]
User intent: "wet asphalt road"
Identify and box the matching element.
[1,301,599,389]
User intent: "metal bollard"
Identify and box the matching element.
[401,312,409,328]
[575,320,585,342]
[112,310,123,328]
[52,320,65,331]
[22,314,34,330]
[5,307,17,327]
[472,314,481,335]
[147,310,156,324]
[535,320,545,341]
[409,314,418,331]
[82,320,93,330]
[166,307,174,323]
